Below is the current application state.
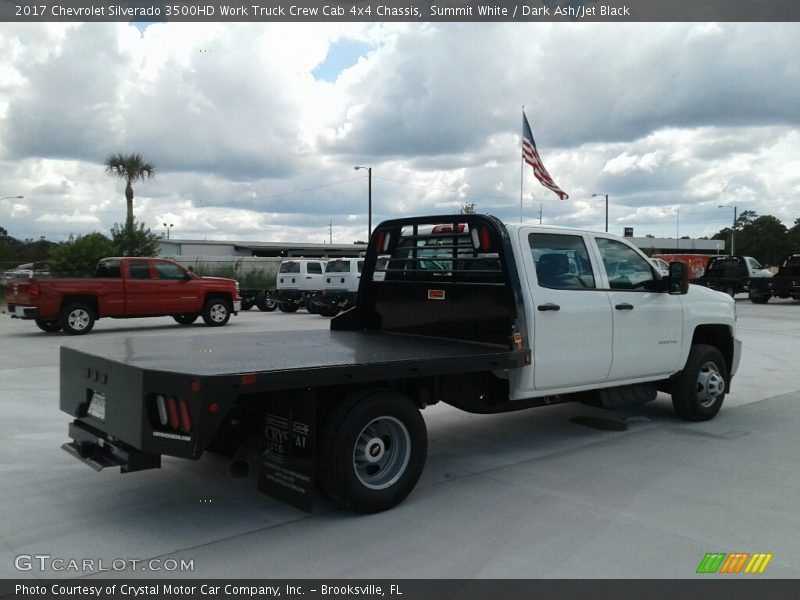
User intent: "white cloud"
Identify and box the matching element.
[0,22,799,243]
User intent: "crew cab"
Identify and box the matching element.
[749,253,800,303]
[60,215,741,513]
[6,257,240,335]
[694,255,772,296]
[275,259,325,313]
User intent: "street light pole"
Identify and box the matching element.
[718,205,737,255]
[163,223,174,240]
[592,193,609,232]
[0,195,24,201]
[354,166,372,241]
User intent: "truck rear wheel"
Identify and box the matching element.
[60,303,95,335]
[256,293,277,312]
[173,313,199,325]
[201,298,232,326]
[278,302,298,313]
[749,294,770,304]
[35,318,62,333]
[318,390,427,513]
[670,344,728,421]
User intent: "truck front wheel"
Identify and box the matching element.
[319,390,427,513]
[201,298,232,326]
[60,303,95,335]
[670,344,728,421]
[750,294,770,304]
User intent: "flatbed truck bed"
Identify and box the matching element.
[61,329,525,394]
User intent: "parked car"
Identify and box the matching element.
[694,255,772,297]
[307,257,363,317]
[5,257,240,334]
[275,258,326,312]
[749,253,800,303]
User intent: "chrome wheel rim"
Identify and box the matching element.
[209,303,227,322]
[697,361,725,408]
[68,309,90,330]
[353,416,411,490]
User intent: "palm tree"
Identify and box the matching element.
[103,153,155,224]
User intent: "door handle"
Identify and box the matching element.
[615,303,634,310]
[537,303,561,311]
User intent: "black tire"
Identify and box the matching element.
[724,286,736,297]
[278,302,298,313]
[60,303,95,335]
[35,318,61,333]
[201,298,232,326]
[306,301,319,315]
[319,306,340,317]
[240,300,253,311]
[749,294,770,304]
[318,390,427,513]
[256,293,277,312]
[670,344,728,421]
[173,313,199,325]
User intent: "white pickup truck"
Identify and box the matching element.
[275,258,326,312]
[308,257,364,316]
[60,215,741,513]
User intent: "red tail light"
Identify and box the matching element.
[178,400,192,433]
[479,226,491,250]
[29,282,40,300]
[374,231,385,252]
[167,397,180,430]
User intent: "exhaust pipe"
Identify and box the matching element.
[227,438,263,479]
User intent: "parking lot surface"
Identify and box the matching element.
[1,298,799,579]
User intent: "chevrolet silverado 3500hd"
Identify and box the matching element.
[60,215,741,513]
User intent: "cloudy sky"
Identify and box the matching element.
[0,21,798,245]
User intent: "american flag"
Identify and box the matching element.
[522,112,568,200]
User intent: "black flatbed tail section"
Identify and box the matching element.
[60,330,526,452]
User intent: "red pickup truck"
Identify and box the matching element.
[4,257,240,335]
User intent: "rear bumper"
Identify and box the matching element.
[62,420,160,473]
[7,304,38,319]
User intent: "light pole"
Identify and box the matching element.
[592,193,609,232]
[354,165,372,241]
[717,205,737,255]
[0,195,24,201]
[163,223,174,240]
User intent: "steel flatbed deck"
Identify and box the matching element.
[61,329,526,392]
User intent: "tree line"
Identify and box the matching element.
[711,211,800,266]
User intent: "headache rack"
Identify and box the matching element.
[333,214,529,349]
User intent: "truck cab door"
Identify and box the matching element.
[154,260,199,313]
[123,259,159,315]
[520,230,614,391]
[304,261,324,291]
[593,236,684,379]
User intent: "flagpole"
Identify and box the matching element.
[520,106,524,223]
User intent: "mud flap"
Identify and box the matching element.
[257,390,316,512]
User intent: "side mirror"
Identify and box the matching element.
[668,261,689,295]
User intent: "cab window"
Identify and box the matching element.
[595,238,655,290]
[529,233,595,290]
[156,262,188,280]
[306,262,323,274]
[128,261,152,279]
